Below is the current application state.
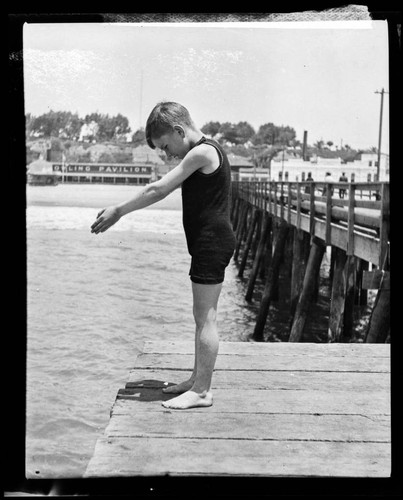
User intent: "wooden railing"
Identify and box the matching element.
[232,181,389,267]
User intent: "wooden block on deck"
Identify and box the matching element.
[85,340,391,478]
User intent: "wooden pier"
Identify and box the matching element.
[85,180,391,478]
[230,181,390,343]
[85,340,390,478]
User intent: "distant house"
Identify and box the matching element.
[79,121,99,142]
[227,153,254,181]
[26,159,61,185]
[132,145,170,180]
[132,145,165,165]
[272,150,302,162]
[353,152,389,181]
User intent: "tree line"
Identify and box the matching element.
[26,111,132,143]
[26,110,299,148]
[26,110,364,167]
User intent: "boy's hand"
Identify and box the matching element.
[91,206,121,234]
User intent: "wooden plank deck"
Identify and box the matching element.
[84,340,390,478]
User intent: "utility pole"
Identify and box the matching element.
[139,70,144,129]
[375,88,389,181]
[281,147,285,180]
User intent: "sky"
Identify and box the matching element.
[23,20,389,152]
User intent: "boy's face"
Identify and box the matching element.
[153,127,188,160]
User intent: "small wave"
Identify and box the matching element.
[27,205,184,234]
[35,418,101,438]
[105,267,125,274]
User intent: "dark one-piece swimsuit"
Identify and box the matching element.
[181,136,236,284]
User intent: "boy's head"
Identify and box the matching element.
[145,101,195,151]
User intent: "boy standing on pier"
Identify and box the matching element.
[91,102,236,410]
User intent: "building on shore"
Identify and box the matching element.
[26,159,61,185]
[49,162,156,184]
[227,153,254,181]
[238,152,389,183]
[26,142,168,185]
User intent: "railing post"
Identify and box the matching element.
[280,181,285,221]
[296,182,302,232]
[287,182,292,225]
[259,182,262,210]
[379,183,390,268]
[309,182,316,235]
[325,186,332,245]
[347,183,355,256]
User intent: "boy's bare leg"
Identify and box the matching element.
[162,282,221,409]
[162,335,197,394]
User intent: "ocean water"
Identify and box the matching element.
[25,183,374,479]
[26,184,255,479]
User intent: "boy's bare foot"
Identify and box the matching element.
[161,390,213,410]
[162,379,194,394]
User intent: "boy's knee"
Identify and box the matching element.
[193,307,217,328]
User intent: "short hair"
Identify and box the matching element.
[145,101,195,149]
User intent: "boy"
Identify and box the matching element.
[90,102,236,409]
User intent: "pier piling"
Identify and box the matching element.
[234,201,250,262]
[328,247,348,342]
[245,212,272,302]
[290,228,311,320]
[238,208,260,278]
[343,256,357,341]
[230,180,390,343]
[252,220,289,341]
[289,237,326,342]
[364,271,390,343]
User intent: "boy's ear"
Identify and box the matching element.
[173,125,185,137]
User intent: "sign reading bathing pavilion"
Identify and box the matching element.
[51,162,154,184]
[52,163,152,175]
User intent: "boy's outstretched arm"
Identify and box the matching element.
[90,146,211,234]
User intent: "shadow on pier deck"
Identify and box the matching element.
[85,340,390,478]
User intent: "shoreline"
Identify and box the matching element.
[26,183,183,211]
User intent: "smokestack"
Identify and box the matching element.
[302,130,308,161]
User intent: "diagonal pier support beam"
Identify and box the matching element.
[328,247,348,342]
[343,255,356,342]
[234,201,250,262]
[364,271,390,343]
[245,212,272,302]
[238,209,260,278]
[290,228,311,321]
[252,220,289,341]
[289,236,326,342]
